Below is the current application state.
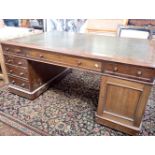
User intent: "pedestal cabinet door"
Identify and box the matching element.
[96,76,152,135]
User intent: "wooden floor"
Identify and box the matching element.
[0,121,25,136]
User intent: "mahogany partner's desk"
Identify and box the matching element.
[1,31,155,135]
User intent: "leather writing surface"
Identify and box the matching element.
[2,31,155,68]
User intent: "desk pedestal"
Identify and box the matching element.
[7,60,71,100]
[96,75,152,135]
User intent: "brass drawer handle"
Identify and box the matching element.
[18,62,22,65]
[137,71,142,76]
[113,66,118,72]
[94,64,99,68]
[40,54,44,58]
[77,61,82,65]
[21,83,25,87]
[20,72,24,76]
[12,80,15,84]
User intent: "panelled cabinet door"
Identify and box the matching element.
[96,76,152,135]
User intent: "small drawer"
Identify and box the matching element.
[26,49,102,72]
[102,61,155,81]
[6,64,29,79]
[4,55,28,67]
[8,75,30,90]
[2,45,25,56]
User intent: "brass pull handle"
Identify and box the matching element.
[77,61,82,65]
[21,83,25,87]
[40,54,44,58]
[20,72,24,76]
[94,64,99,68]
[113,66,118,72]
[12,80,15,84]
[9,70,13,73]
[18,62,22,65]
[137,71,142,76]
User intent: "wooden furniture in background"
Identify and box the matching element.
[20,19,30,27]
[84,19,128,36]
[1,31,155,135]
[0,46,7,80]
[0,20,5,80]
[128,19,155,26]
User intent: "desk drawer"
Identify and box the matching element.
[8,75,30,90]
[2,45,25,56]
[26,50,102,72]
[6,64,29,80]
[4,55,28,67]
[103,61,155,81]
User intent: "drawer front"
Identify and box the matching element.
[6,64,29,79]
[2,45,25,56]
[8,75,30,90]
[26,49,102,72]
[4,55,28,67]
[103,61,155,81]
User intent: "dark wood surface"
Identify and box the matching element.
[1,31,155,135]
[2,31,155,68]
[96,75,152,135]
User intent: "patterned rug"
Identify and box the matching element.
[0,70,155,136]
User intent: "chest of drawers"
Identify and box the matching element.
[3,54,30,91]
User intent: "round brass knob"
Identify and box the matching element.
[137,71,142,76]
[16,49,21,53]
[21,83,25,87]
[40,54,44,58]
[12,80,15,84]
[113,66,118,72]
[18,62,22,65]
[9,70,13,73]
[20,72,24,76]
[77,61,82,65]
[94,64,99,68]
[5,47,9,51]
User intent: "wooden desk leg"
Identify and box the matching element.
[96,75,152,135]
[9,61,71,100]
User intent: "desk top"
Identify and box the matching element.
[2,31,155,68]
